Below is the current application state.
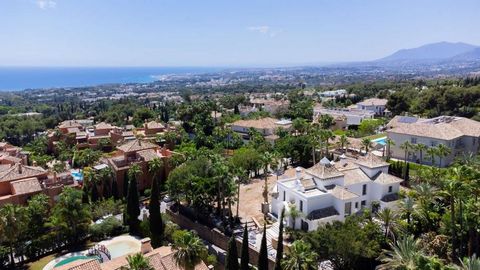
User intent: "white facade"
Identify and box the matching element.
[271,154,402,231]
[313,107,375,127]
[356,98,388,116]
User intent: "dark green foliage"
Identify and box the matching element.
[225,236,240,270]
[91,184,100,203]
[149,177,164,248]
[123,171,130,198]
[274,209,285,270]
[126,175,140,235]
[111,178,119,200]
[82,186,90,204]
[258,224,269,270]
[240,224,250,270]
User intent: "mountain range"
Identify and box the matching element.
[377,41,480,64]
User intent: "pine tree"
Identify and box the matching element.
[149,177,164,248]
[274,209,285,270]
[126,171,140,235]
[111,178,119,200]
[240,224,250,270]
[225,236,240,270]
[258,224,269,270]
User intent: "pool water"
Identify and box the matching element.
[54,255,98,267]
[105,240,141,258]
[71,171,84,181]
[372,137,387,146]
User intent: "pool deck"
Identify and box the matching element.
[43,251,90,270]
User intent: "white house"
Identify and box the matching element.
[271,154,402,231]
[356,98,388,116]
[230,117,292,143]
[313,107,375,128]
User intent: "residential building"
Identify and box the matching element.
[319,89,348,97]
[356,98,388,116]
[135,120,166,138]
[230,117,292,143]
[271,153,402,231]
[249,98,290,115]
[387,116,480,167]
[55,238,209,270]
[313,106,375,129]
[0,163,77,206]
[103,139,172,196]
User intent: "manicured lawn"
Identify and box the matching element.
[28,254,57,270]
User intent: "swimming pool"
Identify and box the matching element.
[372,136,387,146]
[54,255,99,267]
[98,235,141,258]
[71,170,84,181]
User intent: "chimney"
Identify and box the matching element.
[140,238,153,254]
[18,164,23,174]
[295,167,302,179]
[53,171,57,182]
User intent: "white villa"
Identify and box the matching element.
[356,98,388,116]
[271,153,402,231]
[313,106,375,129]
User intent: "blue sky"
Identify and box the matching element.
[1,0,479,67]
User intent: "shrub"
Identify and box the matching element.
[90,216,123,241]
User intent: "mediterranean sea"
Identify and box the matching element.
[0,67,220,91]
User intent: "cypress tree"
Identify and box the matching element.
[240,224,250,270]
[126,174,140,235]
[274,209,285,270]
[258,224,268,270]
[111,178,119,200]
[404,162,410,182]
[225,236,240,270]
[123,171,130,198]
[91,184,99,203]
[82,186,90,204]
[149,177,164,248]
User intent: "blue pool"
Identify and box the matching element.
[372,137,387,146]
[71,171,84,182]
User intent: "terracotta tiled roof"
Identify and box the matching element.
[0,155,22,163]
[232,117,289,130]
[341,168,372,185]
[55,259,101,270]
[357,98,388,106]
[145,121,165,130]
[10,178,42,195]
[59,120,82,129]
[305,163,344,180]
[117,139,158,153]
[354,152,389,168]
[137,149,159,162]
[0,164,11,173]
[388,116,480,140]
[0,164,46,182]
[95,122,115,130]
[373,172,403,185]
[328,185,359,200]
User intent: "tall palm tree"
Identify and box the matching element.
[414,143,428,165]
[261,152,275,204]
[385,138,395,160]
[339,134,349,154]
[281,240,318,270]
[121,253,154,270]
[148,157,164,185]
[287,203,303,230]
[376,235,420,270]
[361,138,372,154]
[0,204,27,267]
[436,144,451,167]
[426,147,437,166]
[400,141,413,164]
[440,177,464,258]
[398,196,416,227]
[172,231,207,270]
[377,207,399,240]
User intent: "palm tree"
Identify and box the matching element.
[377,207,398,240]
[287,203,303,230]
[361,138,372,154]
[376,235,420,270]
[121,253,154,270]
[281,240,318,270]
[414,143,428,165]
[172,231,207,270]
[436,144,451,167]
[261,152,274,204]
[148,158,163,183]
[459,254,480,270]
[0,204,27,267]
[426,147,437,166]
[440,177,464,258]
[385,138,395,160]
[400,141,413,164]
[339,134,349,154]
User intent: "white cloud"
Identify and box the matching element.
[247,25,282,38]
[37,0,56,10]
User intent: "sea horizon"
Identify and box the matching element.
[0,66,223,91]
